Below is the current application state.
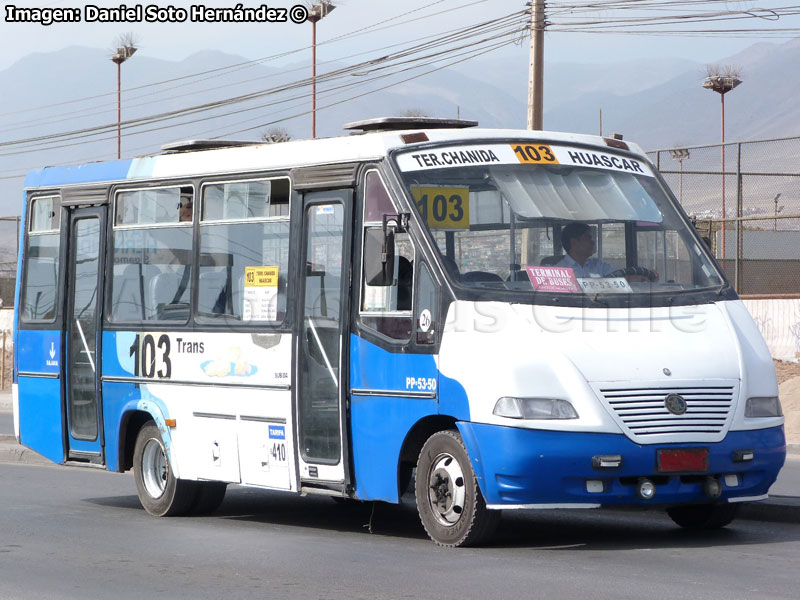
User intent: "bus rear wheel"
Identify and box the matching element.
[667,503,740,529]
[189,482,227,515]
[415,430,500,547]
[133,422,197,517]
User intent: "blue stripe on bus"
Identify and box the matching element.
[101,331,137,378]
[102,381,141,472]
[102,380,174,474]
[17,330,61,374]
[24,159,136,188]
[348,334,471,501]
[350,393,438,502]
[349,334,438,392]
[348,333,470,419]
[13,191,26,384]
[457,423,786,507]
[17,375,64,464]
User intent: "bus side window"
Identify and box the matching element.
[197,177,290,324]
[359,170,413,341]
[21,195,61,322]
[110,186,193,323]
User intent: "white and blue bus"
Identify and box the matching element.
[13,118,785,546]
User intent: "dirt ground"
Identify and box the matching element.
[775,360,800,385]
[776,360,800,445]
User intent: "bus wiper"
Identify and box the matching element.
[588,293,608,306]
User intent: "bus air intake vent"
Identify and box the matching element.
[343,117,478,133]
[597,382,737,444]
[291,163,359,190]
[160,139,263,153]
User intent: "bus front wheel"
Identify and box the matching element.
[133,422,197,517]
[667,503,740,529]
[415,430,500,547]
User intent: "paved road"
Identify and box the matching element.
[2,463,800,600]
[772,455,800,496]
[1,410,12,435]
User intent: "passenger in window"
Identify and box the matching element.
[556,223,613,278]
[212,284,227,314]
[179,196,193,222]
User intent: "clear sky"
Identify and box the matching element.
[2,0,800,72]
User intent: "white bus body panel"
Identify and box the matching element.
[440,299,783,441]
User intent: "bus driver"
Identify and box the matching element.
[556,222,613,278]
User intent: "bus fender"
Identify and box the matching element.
[455,422,489,500]
[135,394,180,479]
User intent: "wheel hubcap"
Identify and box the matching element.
[426,452,466,526]
[142,438,168,499]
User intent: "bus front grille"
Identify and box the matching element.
[597,383,737,443]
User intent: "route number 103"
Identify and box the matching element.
[511,144,558,164]
[411,186,470,230]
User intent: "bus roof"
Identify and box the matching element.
[23,128,647,190]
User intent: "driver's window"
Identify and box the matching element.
[360,170,414,341]
[598,223,626,271]
[637,227,691,284]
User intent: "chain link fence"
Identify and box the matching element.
[648,136,800,297]
[3,136,800,302]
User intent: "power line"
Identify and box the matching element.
[0,7,521,135]
[0,10,526,151]
[0,10,526,165]
[0,33,514,175]
[0,0,491,123]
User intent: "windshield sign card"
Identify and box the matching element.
[525,266,582,293]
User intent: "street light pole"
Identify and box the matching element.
[111,41,137,159]
[669,148,690,205]
[307,2,336,139]
[773,193,783,231]
[703,70,742,259]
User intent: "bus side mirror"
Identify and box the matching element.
[364,228,395,286]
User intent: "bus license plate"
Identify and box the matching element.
[657,448,709,472]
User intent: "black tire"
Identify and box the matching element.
[667,503,740,530]
[189,482,227,515]
[415,430,500,547]
[133,422,197,517]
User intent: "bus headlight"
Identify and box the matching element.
[745,396,783,418]
[493,397,579,420]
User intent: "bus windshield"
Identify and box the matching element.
[394,142,724,301]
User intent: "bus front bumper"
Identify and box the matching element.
[456,423,786,509]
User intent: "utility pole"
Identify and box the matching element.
[527,0,545,130]
[522,1,545,267]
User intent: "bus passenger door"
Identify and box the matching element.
[296,191,352,486]
[64,206,106,462]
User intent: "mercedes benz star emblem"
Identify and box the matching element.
[665,393,687,415]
